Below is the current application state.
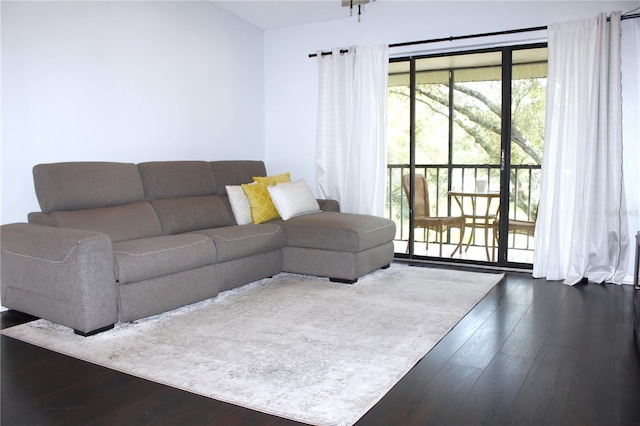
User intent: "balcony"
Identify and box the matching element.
[386,163,540,263]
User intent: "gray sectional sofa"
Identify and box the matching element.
[0,161,396,336]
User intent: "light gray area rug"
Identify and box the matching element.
[2,264,503,426]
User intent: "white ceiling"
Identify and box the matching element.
[212,1,370,30]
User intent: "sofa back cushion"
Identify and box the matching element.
[33,162,144,213]
[211,161,267,195]
[151,196,234,234]
[48,202,163,243]
[138,161,217,200]
[138,161,234,234]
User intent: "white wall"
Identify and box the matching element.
[264,0,640,280]
[1,1,265,224]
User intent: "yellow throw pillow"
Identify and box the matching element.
[252,172,291,186]
[242,182,280,224]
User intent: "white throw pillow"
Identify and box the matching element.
[267,179,320,221]
[226,184,253,225]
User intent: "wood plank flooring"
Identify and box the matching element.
[2,266,640,425]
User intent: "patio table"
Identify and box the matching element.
[448,190,500,261]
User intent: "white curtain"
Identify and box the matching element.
[316,45,389,216]
[533,12,629,285]
[621,16,640,282]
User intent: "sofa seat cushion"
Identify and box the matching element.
[192,224,285,263]
[272,211,396,253]
[113,234,216,284]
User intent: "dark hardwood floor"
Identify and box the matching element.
[3,267,640,425]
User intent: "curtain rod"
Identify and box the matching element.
[308,24,547,58]
[308,12,640,58]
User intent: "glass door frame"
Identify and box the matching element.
[392,42,547,269]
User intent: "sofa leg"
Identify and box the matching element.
[381,264,390,269]
[330,277,358,284]
[74,324,115,337]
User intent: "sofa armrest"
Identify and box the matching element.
[317,199,340,212]
[1,223,118,334]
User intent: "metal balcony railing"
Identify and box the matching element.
[386,163,541,251]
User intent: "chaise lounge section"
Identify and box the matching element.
[1,160,396,335]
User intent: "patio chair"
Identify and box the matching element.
[491,214,536,261]
[402,174,465,257]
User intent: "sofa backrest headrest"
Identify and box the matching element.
[138,161,216,200]
[48,202,163,243]
[210,161,267,195]
[33,162,144,213]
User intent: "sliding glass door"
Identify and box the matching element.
[386,44,547,267]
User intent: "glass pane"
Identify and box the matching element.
[412,59,459,257]
[506,47,547,264]
[387,61,410,254]
[449,53,502,262]
[414,68,449,165]
[450,51,502,170]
